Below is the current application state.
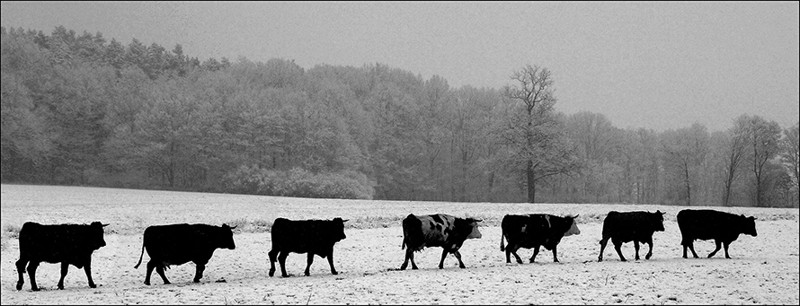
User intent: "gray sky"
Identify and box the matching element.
[2,1,798,132]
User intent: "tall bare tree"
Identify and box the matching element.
[780,123,799,191]
[746,116,782,207]
[721,115,750,206]
[500,64,579,203]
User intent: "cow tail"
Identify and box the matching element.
[133,240,145,269]
[500,227,505,251]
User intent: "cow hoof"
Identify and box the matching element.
[331,271,338,275]
[646,255,652,260]
[31,287,40,292]
[89,284,97,289]
[411,266,418,270]
[58,286,64,290]
[16,283,22,291]
[620,259,627,262]
[193,279,200,283]
[144,281,150,286]
[268,270,275,277]
[164,281,171,285]
[304,272,310,276]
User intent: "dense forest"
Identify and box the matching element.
[1,26,798,207]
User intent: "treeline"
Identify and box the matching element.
[1,26,797,207]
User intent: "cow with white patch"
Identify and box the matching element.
[400,213,482,270]
[500,214,580,264]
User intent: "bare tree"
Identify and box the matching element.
[500,65,580,203]
[780,123,799,191]
[746,116,782,207]
[721,115,750,206]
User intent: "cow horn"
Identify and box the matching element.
[102,223,110,227]
[230,225,237,229]
[342,219,349,223]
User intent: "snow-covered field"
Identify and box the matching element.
[1,184,798,304]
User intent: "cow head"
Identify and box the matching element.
[89,221,109,249]
[332,218,348,241]
[741,215,758,237]
[464,218,482,239]
[564,215,581,237]
[652,210,666,232]
[220,224,237,250]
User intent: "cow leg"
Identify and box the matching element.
[193,264,205,283]
[154,263,170,285]
[551,245,559,263]
[682,243,688,259]
[84,257,97,288]
[598,237,609,262]
[688,242,699,258]
[510,245,523,264]
[278,251,290,277]
[529,245,540,263]
[326,248,338,275]
[27,261,40,291]
[304,253,314,276]
[58,262,69,290]
[401,248,418,270]
[681,236,692,259]
[268,249,279,277]
[144,260,155,285]
[400,248,411,270]
[612,239,627,262]
[723,241,731,259]
[708,240,722,258]
[634,241,641,260]
[453,250,466,269]
[15,257,28,291]
[645,239,654,260]
[438,249,449,269]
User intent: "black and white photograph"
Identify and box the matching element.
[1,2,798,304]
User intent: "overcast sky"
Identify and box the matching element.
[2,1,798,132]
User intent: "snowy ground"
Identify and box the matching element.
[1,184,798,304]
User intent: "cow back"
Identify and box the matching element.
[18,221,107,267]
[602,211,665,241]
[404,214,481,251]
[678,209,757,241]
[271,217,346,255]
[143,223,235,265]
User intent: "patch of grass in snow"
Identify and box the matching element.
[4,224,21,238]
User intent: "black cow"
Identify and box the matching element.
[268,217,347,277]
[15,221,108,291]
[500,214,580,264]
[598,210,665,262]
[133,223,236,285]
[677,209,757,259]
[400,213,482,270]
